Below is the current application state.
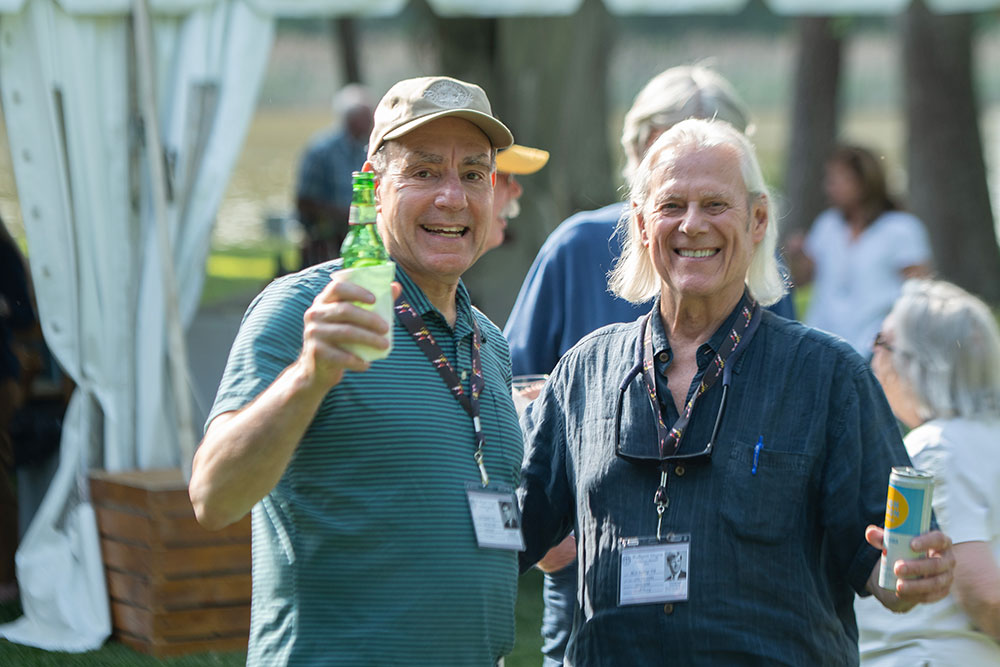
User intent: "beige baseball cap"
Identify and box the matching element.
[368,76,514,159]
[496,144,550,175]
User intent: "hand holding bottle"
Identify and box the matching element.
[298,275,402,390]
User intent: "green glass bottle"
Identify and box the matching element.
[340,171,389,268]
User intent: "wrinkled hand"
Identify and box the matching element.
[536,534,577,574]
[866,525,955,612]
[298,274,401,390]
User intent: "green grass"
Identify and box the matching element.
[200,243,300,309]
[0,570,546,666]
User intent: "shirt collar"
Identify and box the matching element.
[393,264,481,341]
[648,290,756,370]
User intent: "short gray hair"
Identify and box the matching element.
[886,279,1000,420]
[608,118,785,306]
[620,65,753,183]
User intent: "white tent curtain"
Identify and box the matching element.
[0,0,274,650]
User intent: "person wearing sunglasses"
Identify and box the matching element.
[516,118,955,665]
[856,280,1000,665]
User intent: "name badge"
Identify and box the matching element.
[465,483,525,551]
[619,533,690,606]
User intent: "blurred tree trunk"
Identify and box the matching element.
[436,17,500,107]
[782,16,842,240]
[902,1,1000,303]
[433,0,616,323]
[332,18,361,84]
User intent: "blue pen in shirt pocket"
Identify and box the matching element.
[751,435,763,475]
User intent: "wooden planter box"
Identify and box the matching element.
[89,468,252,657]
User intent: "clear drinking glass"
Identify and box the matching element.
[511,374,548,417]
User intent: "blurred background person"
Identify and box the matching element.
[502,64,795,667]
[486,144,550,252]
[786,144,932,355]
[856,279,1000,665]
[0,218,37,604]
[295,83,374,269]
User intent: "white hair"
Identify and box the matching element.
[620,65,754,183]
[608,118,785,306]
[332,83,374,116]
[886,279,1000,420]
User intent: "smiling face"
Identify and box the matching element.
[372,117,495,295]
[637,142,767,311]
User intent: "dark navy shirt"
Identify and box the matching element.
[518,294,910,665]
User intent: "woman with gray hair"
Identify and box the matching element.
[856,279,1000,664]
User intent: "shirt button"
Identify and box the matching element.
[674,465,686,477]
[658,352,669,363]
[663,603,674,614]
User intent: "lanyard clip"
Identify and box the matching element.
[654,470,669,540]
[474,449,489,487]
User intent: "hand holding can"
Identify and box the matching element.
[878,466,934,590]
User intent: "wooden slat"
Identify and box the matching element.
[156,573,251,609]
[101,539,153,578]
[155,513,251,546]
[153,542,252,577]
[111,601,155,640]
[107,570,251,611]
[101,539,251,579]
[111,601,250,642]
[107,570,153,609]
[95,506,250,548]
[89,469,194,517]
[154,605,250,639]
[96,506,152,545]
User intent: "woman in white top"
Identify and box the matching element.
[787,145,932,354]
[856,279,1000,665]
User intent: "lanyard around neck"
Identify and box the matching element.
[394,296,490,487]
[640,298,759,462]
[640,298,760,538]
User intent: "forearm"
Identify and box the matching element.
[953,542,1000,640]
[189,359,330,529]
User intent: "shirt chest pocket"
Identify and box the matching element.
[720,441,814,544]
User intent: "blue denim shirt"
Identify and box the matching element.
[518,294,911,665]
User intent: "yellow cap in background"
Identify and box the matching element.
[496,144,549,175]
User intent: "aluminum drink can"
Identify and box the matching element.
[878,466,934,590]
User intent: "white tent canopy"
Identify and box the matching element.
[1,0,998,653]
[0,0,278,650]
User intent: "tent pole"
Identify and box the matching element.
[131,0,197,480]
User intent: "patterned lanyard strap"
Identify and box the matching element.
[640,297,759,533]
[394,296,490,486]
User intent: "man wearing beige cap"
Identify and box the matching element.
[190,75,523,666]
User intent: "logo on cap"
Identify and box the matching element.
[423,80,472,109]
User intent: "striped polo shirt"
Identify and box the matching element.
[207,261,523,666]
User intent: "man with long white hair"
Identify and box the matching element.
[517,118,956,664]
[504,65,794,667]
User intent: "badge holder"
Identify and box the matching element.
[618,533,690,606]
[465,482,525,551]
